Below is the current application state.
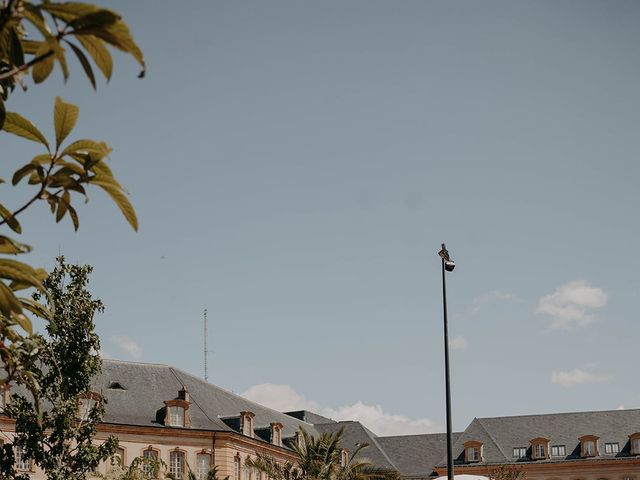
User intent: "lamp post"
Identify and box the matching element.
[438,243,455,480]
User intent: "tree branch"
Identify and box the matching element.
[0,49,55,82]
[0,161,55,228]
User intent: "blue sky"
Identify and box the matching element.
[3,0,640,435]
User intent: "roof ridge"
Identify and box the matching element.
[103,358,169,367]
[357,423,400,471]
[479,407,640,421]
[379,432,457,440]
[167,366,315,427]
[476,417,510,462]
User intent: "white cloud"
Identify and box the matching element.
[536,280,608,329]
[98,348,113,359]
[470,290,518,314]
[551,369,609,388]
[110,335,143,360]
[242,384,440,436]
[449,336,468,350]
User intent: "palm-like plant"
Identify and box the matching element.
[247,427,399,480]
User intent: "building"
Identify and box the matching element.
[434,410,640,480]
[1,359,638,480]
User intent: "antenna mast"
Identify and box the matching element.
[204,308,208,382]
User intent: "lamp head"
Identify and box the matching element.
[444,260,455,272]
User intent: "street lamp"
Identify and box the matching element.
[438,243,455,480]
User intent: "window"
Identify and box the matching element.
[583,440,595,456]
[271,423,283,446]
[168,406,185,427]
[255,469,262,480]
[113,447,126,466]
[243,465,251,480]
[196,453,210,480]
[632,437,640,455]
[79,397,96,421]
[170,451,185,479]
[234,457,240,480]
[551,445,566,457]
[512,447,527,459]
[15,446,31,471]
[604,442,619,454]
[467,447,479,462]
[530,438,549,460]
[241,413,254,437]
[341,449,349,467]
[142,448,158,478]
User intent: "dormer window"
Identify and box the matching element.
[629,433,640,455]
[341,449,349,467]
[579,435,599,458]
[530,437,550,460]
[241,411,255,437]
[164,387,191,427]
[463,441,483,463]
[271,422,283,446]
[169,406,185,427]
[78,392,101,421]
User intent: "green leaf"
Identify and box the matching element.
[31,153,54,166]
[68,204,79,231]
[12,163,38,185]
[62,139,109,157]
[20,39,43,55]
[0,281,26,324]
[56,191,70,222]
[66,40,96,89]
[9,27,24,68]
[0,236,32,255]
[0,261,44,292]
[32,38,56,84]
[23,4,53,39]
[77,20,145,77]
[75,34,112,80]
[40,2,98,22]
[92,180,138,230]
[2,112,49,148]
[0,204,22,234]
[69,10,120,30]
[18,297,52,321]
[56,44,70,82]
[54,96,79,150]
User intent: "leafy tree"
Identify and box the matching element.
[0,0,143,381]
[0,258,118,480]
[488,464,525,480]
[247,428,399,480]
[98,456,167,480]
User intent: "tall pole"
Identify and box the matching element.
[439,244,454,480]
[204,308,208,382]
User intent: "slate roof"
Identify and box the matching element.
[94,359,317,439]
[438,409,640,467]
[314,421,400,470]
[378,433,461,479]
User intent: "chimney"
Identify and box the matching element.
[178,385,189,402]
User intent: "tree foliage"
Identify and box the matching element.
[488,464,525,480]
[247,428,400,480]
[0,0,143,383]
[0,258,118,480]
